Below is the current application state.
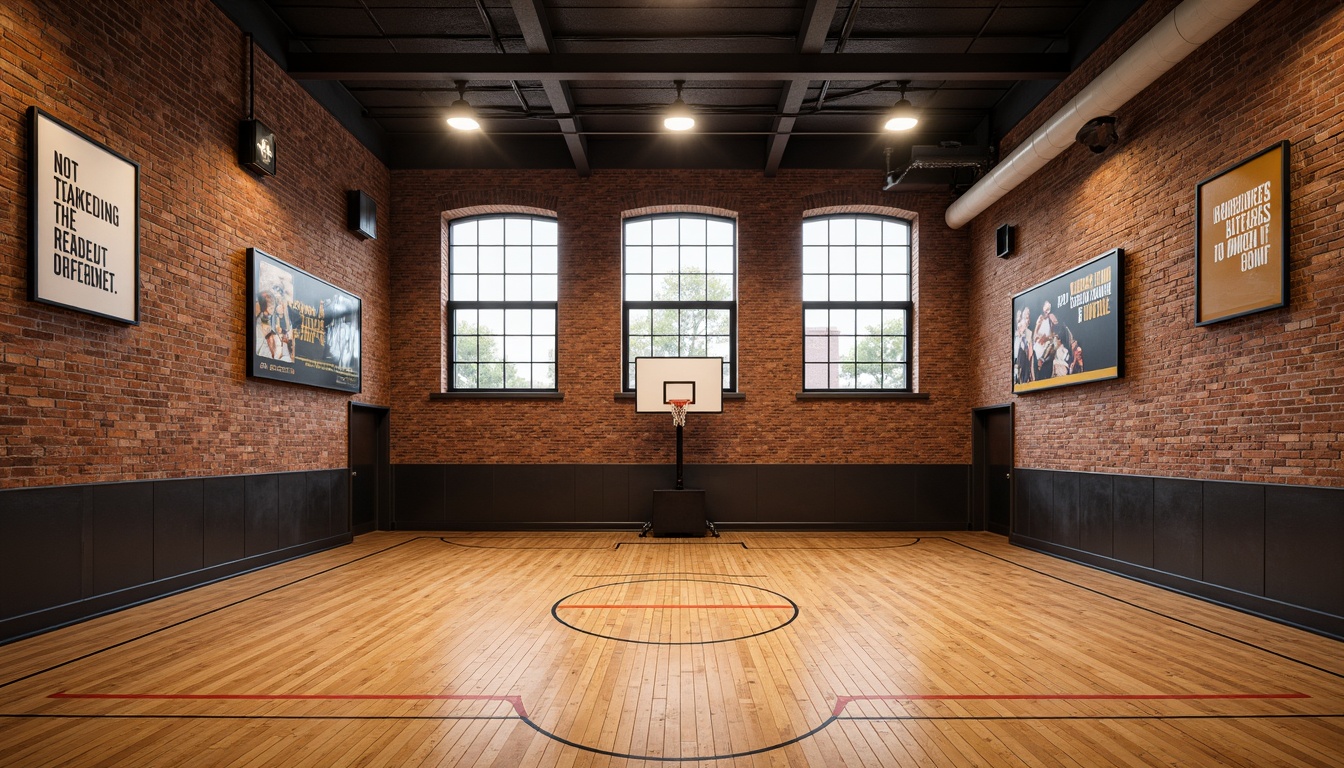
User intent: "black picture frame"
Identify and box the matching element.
[1195,141,1289,326]
[247,248,361,393]
[1012,248,1124,394]
[28,107,141,324]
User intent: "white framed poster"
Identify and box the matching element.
[28,107,140,323]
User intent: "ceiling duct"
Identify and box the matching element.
[884,144,993,193]
[945,0,1261,229]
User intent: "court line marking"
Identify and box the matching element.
[577,572,768,578]
[935,537,1344,681]
[0,536,427,691]
[556,604,794,609]
[742,538,922,550]
[614,541,748,549]
[550,577,800,646]
[830,692,1310,716]
[50,691,529,716]
[31,690,1332,763]
[440,537,619,551]
[7,533,1341,763]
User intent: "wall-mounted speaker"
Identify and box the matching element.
[996,224,1015,259]
[347,190,377,240]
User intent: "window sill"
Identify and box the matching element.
[431,391,565,400]
[794,391,930,400]
[613,392,746,401]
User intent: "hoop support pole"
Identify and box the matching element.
[675,424,684,490]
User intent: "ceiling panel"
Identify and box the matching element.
[221,0,1143,171]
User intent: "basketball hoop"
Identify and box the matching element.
[668,399,690,428]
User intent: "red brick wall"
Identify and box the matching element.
[0,0,391,488]
[391,171,972,465]
[967,0,1343,484]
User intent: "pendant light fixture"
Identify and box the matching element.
[446,80,481,131]
[663,81,695,131]
[883,81,919,132]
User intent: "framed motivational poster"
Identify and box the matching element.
[1195,142,1289,326]
[1012,249,1124,394]
[248,249,362,393]
[28,107,140,323]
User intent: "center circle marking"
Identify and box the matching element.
[551,578,799,645]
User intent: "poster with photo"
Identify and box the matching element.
[247,248,361,393]
[1012,249,1123,394]
[28,107,140,323]
[1195,142,1289,325]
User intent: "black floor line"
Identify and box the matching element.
[0,536,430,691]
[550,577,800,646]
[5,532,1339,764]
[440,538,618,550]
[935,536,1344,682]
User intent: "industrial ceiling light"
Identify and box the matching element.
[446,80,481,131]
[883,81,919,132]
[663,81,695,131]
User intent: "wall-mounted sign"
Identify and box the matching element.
[28,107,140,323]
[1012,249,1123,394]
[248,249,361,393]
[1195,141,1289,325]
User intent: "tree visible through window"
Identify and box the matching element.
[803,215,912,391]
[622,214,736,391]
[448,215,558,390]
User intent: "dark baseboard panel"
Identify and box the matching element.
[1012,533,1344,641]
[1012,468,1343,641]
[393,463,970,531]
[405,521,960,533]
[0,533,350,644]
[0,469,351,645]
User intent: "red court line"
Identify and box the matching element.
[50,692,529,718]
[831,692,1309,716]
[556,603,793,609]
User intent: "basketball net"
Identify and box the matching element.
[668,399,690,428]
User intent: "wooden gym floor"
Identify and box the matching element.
[1,531,1341,767]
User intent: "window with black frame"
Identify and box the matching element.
[622,214,736,392]
[448,215,558,391]
[802,215,912,391]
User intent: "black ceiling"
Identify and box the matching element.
[216,0,1145,173]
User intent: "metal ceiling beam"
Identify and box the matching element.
[286,52,1070,81]
[510,0,590,176]
[765,0,839,176]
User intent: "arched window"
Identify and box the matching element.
[622,213,736,391]
[448,215,558,390]
[802,215,912,391]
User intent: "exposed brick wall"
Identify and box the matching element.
[967,0,1343,484]
[0,0,391,488]
[391,170,972,465]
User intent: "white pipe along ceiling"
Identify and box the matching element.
[945,0,1262,230]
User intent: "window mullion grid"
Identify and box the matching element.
[623,300,735,391]
[449,299,557,392]
[802,299,911,393]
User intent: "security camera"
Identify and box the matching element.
[1075,116,1118,153]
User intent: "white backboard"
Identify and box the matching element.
[634,357,724,413]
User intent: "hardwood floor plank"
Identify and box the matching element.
[1,531,1340,767]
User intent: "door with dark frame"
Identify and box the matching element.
[973,405,1013,535]
[348,403,390,534]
